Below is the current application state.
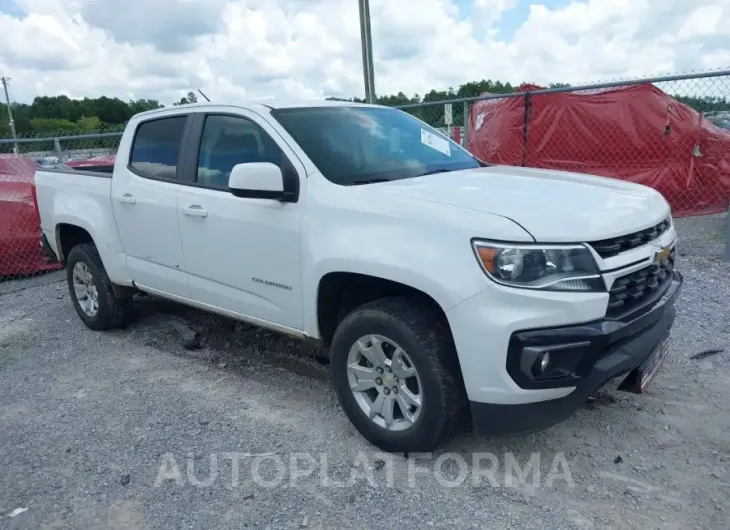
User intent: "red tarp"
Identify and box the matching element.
[0,155,117,277]
[468,84,730,217]
[0,155,62,276]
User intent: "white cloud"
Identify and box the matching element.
[80,0,225,52]
[0,0,728,106]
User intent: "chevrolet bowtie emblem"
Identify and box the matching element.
[654,245,671,262]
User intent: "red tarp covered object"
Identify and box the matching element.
[0,155,62,277]
[65,155,117,168]
[468,84,730,217]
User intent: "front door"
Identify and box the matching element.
[176,112,305,330]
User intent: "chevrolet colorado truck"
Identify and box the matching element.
[34,101,682,452]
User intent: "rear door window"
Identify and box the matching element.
[129,116,187,180]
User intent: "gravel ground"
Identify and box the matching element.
[1,214,729,529]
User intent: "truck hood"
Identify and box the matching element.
[371,166,670,242]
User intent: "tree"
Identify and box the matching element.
[673,95,730,113]
[29,117,78,133]
[174,92,198,106]
[1,96,164,137]
[77,115,103,131]
[91,96,134,124]
[1,78,728,137]
[129,99,164,114]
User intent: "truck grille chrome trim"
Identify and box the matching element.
[589,218,671,258]
[607,248,676,317]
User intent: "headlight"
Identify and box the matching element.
[472,240,603,292]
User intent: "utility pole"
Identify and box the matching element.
[1,77,19,155]
[358,0,376,103]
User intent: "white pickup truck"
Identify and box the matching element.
[34,101,682,452]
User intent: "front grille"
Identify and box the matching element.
[590,218,671,258]
[607,249,675,317]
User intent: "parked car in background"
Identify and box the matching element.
[469,84,730,217]
[65,155,117,171]
[706,110,730,131]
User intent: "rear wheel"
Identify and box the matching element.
[330,297,466,453]
[66,243,132,330]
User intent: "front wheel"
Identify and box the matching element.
[66,243,132,331]
[330,297,466,453]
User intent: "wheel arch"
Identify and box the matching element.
[56,223,135,298]
[315,271,454,348]
[55,223,94,264]
[51,212,132,288]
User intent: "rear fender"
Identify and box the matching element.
[52,205,131,286]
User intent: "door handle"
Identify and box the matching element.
[182,205,208,218]
[118,193,136,204]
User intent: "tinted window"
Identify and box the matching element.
[129,116,186,180]
[197,115,286,189]
[272,106,482,186]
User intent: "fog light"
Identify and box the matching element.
[518,341,591,384]
[539,352,551,372]
[527,350,552,378]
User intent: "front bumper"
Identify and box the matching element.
[470,270,682,436]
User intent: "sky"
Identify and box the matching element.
[0,0,729,105]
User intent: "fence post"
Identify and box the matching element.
[722,205,730,263]
[53,138,63,162]
[521,93,531,167]
[463,101,469,149]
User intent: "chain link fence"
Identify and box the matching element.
[398,69,730,260]
[0,130,122,162]
[0,131,122,281]
[1,69,729,281]
[397,70,730,218]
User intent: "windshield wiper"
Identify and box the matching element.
[346,178,393,186]
[418,168,456,176]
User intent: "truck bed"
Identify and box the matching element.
[33,166,114,257]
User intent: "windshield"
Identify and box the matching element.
[272,106,483,185]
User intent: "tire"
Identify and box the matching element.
[330,296,466,453]
[66,243,132,331]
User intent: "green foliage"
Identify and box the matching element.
[672,95,730,113]
[1,79,729,136]
[29,117,78,133]
[174,92,198,106]
[374,79,730,128]
[383,80,519,125]
[77,115,103,131]
[0,95,163,136]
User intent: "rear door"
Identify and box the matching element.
[111,114,190,297]
[176,111,305,330]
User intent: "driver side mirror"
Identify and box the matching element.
[228,162,298,202]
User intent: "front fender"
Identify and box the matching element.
[301,202,532,338]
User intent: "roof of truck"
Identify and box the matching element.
[131,99,380,120]
[255,99,376,109]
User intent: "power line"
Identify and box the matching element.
[1,77,19,155]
